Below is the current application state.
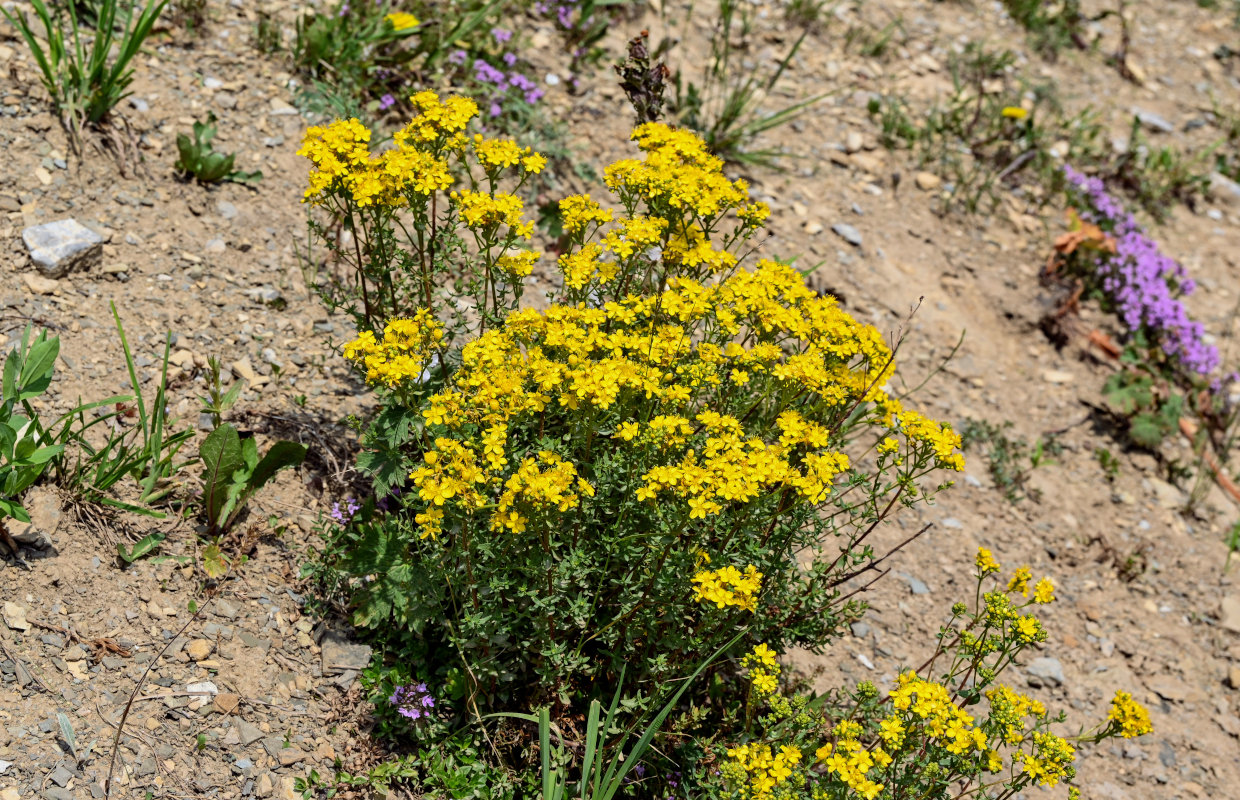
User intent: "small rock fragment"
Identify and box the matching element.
[21,219,104,278]
[915,171,941,191]
[21,274,59,295]
[1025,657,1065,688]
[831,223,863,247]
[185,639,213,661]
[2,602,30,632]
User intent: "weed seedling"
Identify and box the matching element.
[175,113,262,185]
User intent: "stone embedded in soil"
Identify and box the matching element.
[21,274,59,295]
[185,639,213,661]
[237,720,265,746]
[1132,107,1174,134]
[2,602,30,632]
[21,219,104,278]
[1025,657,1065,688]
[831,223,863,247]
[1210,172,1240,206]
[1220,595,1240,633]
[320,631,372,675]
[1228,666,1240,690]
[915,171,942,191]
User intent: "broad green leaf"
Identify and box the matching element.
[248,441,306,492]
[18,336,58,393]
[117,532,165,564]
[199,423,243,528]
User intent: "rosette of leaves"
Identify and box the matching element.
[175,112,262,185]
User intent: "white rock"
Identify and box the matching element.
[2,602,30,632]
[21,219,104,278]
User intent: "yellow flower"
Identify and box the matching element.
[1008,565,1032,596]
[976,547,1000,576]
[1108,690,1153,738]
[385,12,420,31]
[1001,105,1028,120]
[1033,577,1055,604]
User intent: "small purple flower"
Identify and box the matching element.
[378,93,396,110]
[491,27,512,43]
[507,72,535,92]
[525,88,544,104]
[448,49,467,65]
[330,497,361,524]
[389,682,436,720]
[489,100,502,117]
[557,5,574,28]
[338,4,350,16]
[474,59,506,85]
[503,52,518,67]
[534,2,549,13]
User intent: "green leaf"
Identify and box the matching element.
[199,423,244,528]
[117,532,166,564]
[248,441,306,492]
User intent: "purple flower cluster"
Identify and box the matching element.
[469,55,545,116]
[330,497,360,524]
[389,682,435,720]
[1063,166,1220,376]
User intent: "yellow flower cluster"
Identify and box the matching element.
[741,643,781,696]
[385,11,419,31]
[300,91,543,215]
[453,190,533,238]
[724,743,802,800]
[559,194,614,234]
[1107,690,1153,738]
[986,684,1047,745]
[1013,731,1076,787]
[816,736,890,800]
[692,565,763,612]
[342,311,445,388]
[889,672,988,755]
[604,122,766,222]
[975,547,1001,575]
[493,451,591,534]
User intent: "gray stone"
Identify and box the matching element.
[214,598,241,619]
[49,763,74,787]
[21,219,104,278]
[320,631,372,675]
[216,200,239,220]
[831,222,862,247]
[1131,107,1174,134]
[129,97,149,112]
[238,631,271,653]
[246,287,284,306]
[237,720,265,746]
[1025,657,1065,688]
[893,571,929,595]
[1210,172,1240,207]
[46,789,74,800]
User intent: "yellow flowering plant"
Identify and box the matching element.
[712,550,1152,800]
[307,93,968,793]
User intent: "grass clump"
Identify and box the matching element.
[2,0,168,142]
